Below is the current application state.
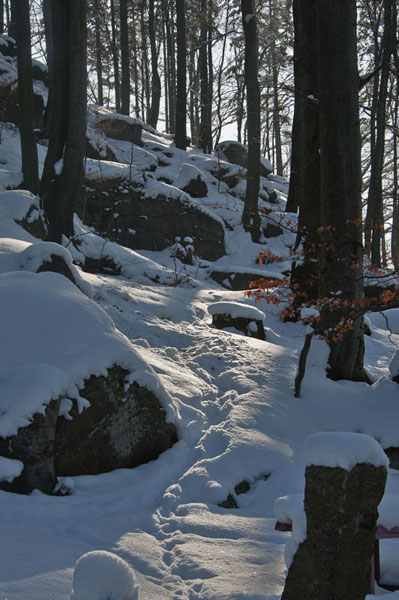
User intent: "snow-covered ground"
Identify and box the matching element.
[1,115,399,599]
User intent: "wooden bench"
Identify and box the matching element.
[275,519,399,594]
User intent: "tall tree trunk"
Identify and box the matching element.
[174,0,187,149]
[214,2,230,149]
[162,12,169,131]
[7,0,15,39]
[120,0,130,115]
[110,0,120,111]
[366,0,394,267]
[165,1,176,133]
[0,1,4,33]
[241,0,261,242]
[288,0,320,300]
[317,0,366,382]
[41,0,87,244]
[148,0,161,128]
[198,0,212,153]
[94,0,103,106]
[14,0,39,194]
[391,6,399,269]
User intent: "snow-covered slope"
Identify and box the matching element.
[0,117,399,599]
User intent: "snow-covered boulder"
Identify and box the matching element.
[71,551,139,600]
[0,189,46,240]
[77,176,225,262]
[208,301,266,341]
[215,140,272,177]
[0,237,92,298]
[95,113,143,146]
[173,163,208,198]
[0,271,177,494]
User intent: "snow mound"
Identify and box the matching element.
[0,271,148,437]
[0,237,92,298]
[303,431,389,471]
[71,551,139,600]
[0,456,23,483]
[208,301,265,321]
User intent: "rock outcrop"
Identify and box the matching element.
[215,140,272,177]
[95,115,143,146]
[78,177,225,261]
[55,366,177,477]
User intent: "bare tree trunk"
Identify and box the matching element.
[391,6,399,269]
[110,0,120,111]
[148,0,161,128]
[288,0,320,300]
[366,0,394,267]
[41,0,87,244]
[120,0,130,115]
[198,0,212,152]
[14,0,39,194]
[94,0,103,105]
[174,0,187,149]
[214,2,230,148]
[317,0,366,382]
[0,1,4,33]
[241,0,261,242]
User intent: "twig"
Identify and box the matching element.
[295,330,314,398]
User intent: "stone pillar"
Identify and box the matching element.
[281,432,388,600]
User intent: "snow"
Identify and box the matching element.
[304,432,389,471]
[0,270,157,438]
[208,301,265,321]
[273,494,307,568]
[0,456,24,482]
[71,551,139,600]
[173,162,206,190]
[1,105,399,599]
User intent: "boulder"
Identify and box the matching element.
[0,84,44,129]
[281,433,388,600]
[95,115,143,146]
[17,202,47,239]
[0,399,60,494]
[208,301,266,341]
[215,140,272,177]
[77,177,225,262]
[55,366,177,476]
[85,134,117,162]
[0,271,177,494]
[384,447,399,469]
[173,163,208,198]
[211,268,282,291]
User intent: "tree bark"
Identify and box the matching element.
[198,0,212,153]
[94,0,103,106]
[148,0,161,129]
[120,0,130,115]
[366,0,394,267]
[174,0,187,149]
[288,0,320,300]
[41,0,87,244]
[241,0,261,242]
[110,0,120,112]
[14,0,39,194]
[317,0,366,381]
